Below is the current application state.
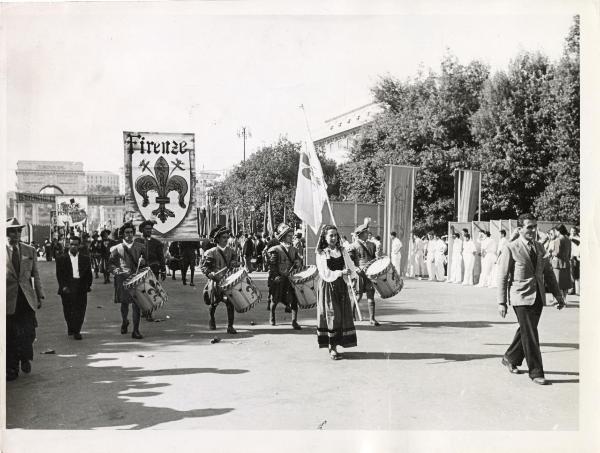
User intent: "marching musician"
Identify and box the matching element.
[180,240,200,286]
[135,220,166,321]
[201,225,239,334]
[267,223,303,329]
[316,225,358,360]
[347,221,380,326]
[98,229,115,284]
[108,222,147,340]
[90,232,102,279]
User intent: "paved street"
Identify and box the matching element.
[6,261,579,430]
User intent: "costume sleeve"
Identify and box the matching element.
[201,250,216,276]
[316,251,343,282]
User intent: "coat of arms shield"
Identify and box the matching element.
[124,131,195,235]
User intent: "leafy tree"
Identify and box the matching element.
[210,136,338,231]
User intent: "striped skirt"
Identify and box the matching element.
[316,277,357,349]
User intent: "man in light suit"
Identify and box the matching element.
[497,213,565,385]
[56,236,93,340]
[6,218,45,381]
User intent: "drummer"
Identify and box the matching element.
[347,221,380,326]
[201,225,239,334]
[108,222,147,340]
[267,223,303,329]
[135,219,166,321]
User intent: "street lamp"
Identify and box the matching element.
[237,126,252,162]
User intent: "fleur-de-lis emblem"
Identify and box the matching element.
[135,156,189,223]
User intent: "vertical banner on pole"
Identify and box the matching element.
[384,165,416,276]
[454,169,482,222]
[123,131,198,241]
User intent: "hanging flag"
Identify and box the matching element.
[283,205,287,225]
[267,195,275,237]
[294,140,329,235]
[454,169,482,222]
[384,165,417,277]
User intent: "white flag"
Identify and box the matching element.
[294,140,329,235]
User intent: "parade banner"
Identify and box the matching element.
[454,169,482,222]
[384,165,416,276]
[55,196,88,227]
[123,131,198,241]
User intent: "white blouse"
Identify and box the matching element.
[315,247,358,283]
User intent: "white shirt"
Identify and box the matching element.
[70,252,80,278]
[452,239,463,257]
[391,237,403,256]
[462,240,476,256]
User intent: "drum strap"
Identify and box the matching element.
[278,245,297,271]
[358,241,375,261]
[217,248,231,268]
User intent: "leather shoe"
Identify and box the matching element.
[369,319,380,327]
[121,320,129,334]
[73,333,83,340]
[531,377,548,385]
[227,326,237,334]
[291,321,302,330]
[21,360,32,373]
[131,331,144,340]
[6,370,18,381]
[501,357,519,374]
[189,282,195,286]
[183,281,187,285]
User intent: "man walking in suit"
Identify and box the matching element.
[6,218,45,381]
[56,236,93,340]
[497,213,565,385]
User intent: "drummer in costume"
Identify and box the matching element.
[347,221,380,326]
[90,232,102,279]
[316,225,358,360]
[108,222,147,339]
[267,224,303,329]
[201,225,239,334]
[135,219,166,321]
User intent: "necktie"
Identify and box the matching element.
[12,245,20,275]
[528,242,537,268]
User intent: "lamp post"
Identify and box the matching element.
[237,126,252,162]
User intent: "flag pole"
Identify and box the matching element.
[478,171,482,222]
[299,104,336,227]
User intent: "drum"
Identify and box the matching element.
[290,266,319,309]
[124,268,168,314]
[365,256,403,299]
[220,268,261,313]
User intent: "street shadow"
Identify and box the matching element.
[343,351,502,362]
[540,343,579,349]
[546,379,579,385]
[354,320,515,332]
[544,371,579,376]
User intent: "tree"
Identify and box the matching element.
[339,54,490,234]
[210,136,338,231]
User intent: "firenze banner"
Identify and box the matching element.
[454,169,481,222]
[55,196,88,227]
[123,131,198,241]
[383,165,416,276]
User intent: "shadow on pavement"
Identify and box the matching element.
[342,351,502,362]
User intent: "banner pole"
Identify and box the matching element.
[478,171,482,221]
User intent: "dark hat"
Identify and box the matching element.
[119,222,135,236]
[209,224,231,242]
[275,223,293,241]
[138,219,157,233]
[100,229,112,237]
[92,231,99,237]
[354,220,370,235]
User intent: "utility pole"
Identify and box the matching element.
[237,126,252,162]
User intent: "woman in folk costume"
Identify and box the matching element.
[461,232,477,286]
[108,222,147,339]
[201,225,239,334]
[267,223,303,329]
[347,221,380,326]
[316,225,358,360]
[448,232,463,283]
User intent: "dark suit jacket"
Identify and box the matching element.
[56,253,93,295]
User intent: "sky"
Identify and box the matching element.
[2,3,576,191]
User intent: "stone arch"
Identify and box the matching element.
[39,185,64,195]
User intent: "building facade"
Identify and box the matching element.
[313,102,382,163]
[16,160,86,194]
[85,171,120,194]
[196,170,226,207]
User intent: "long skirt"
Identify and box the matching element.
[317,278,357,349]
